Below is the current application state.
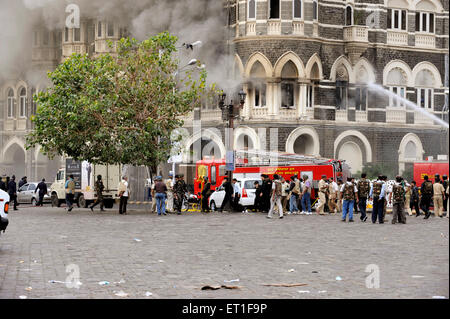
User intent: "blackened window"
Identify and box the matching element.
[74,28,80,41]
[281,82,294,108]
[269,0,280,19]
[64,27,69,42]
[98,21,102,37]
[294,0,302,19]
[336,81,348,110]
[346,6,353,26]
[248,0,256,19]
[355,87,367,111]
[388,9,392,28]
[107,23,114,37]
[313,1,318,20]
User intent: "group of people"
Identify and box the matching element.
[194,172,449,223]
[148,173,188,215]
[0,175,48,210]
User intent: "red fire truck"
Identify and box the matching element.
[194,150,351,201]
[413,161,449,185]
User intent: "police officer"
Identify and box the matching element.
[357,173,370,222]
[421,175,434,219]
[7,175,18,211]
[174,174,187,215]
[90,175,105,212]
[201,176,211,213]
[442,175,448,215]
[35,178,48,207]
[389,175,406,224]
[369,175,386,224]
[317,175,328,215]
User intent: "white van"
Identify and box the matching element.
[0,189,10,235]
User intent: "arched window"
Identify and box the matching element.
[107,22,114,37]
[64,27,69,42]
[7,88,14,118]
[307,63,320,109]
[250,61,267,108]
[248,0,256,19]
[312,0,318,20]
[269,0,280,19]
[387,68,407,107]
[415,0,435,33]
[19,87,27,118]
[73,27,81,42]
[346,6,353,26]
[415,69,434,110]
[280,61,298,108]
[335,65,349,110]
[293,0,302,19]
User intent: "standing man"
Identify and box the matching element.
[433,175,445,218]
[7,175,18,211]
[421,175,434,219]
[328,178,338,214]
[254,181,262,212]
[174,174,188,215]
[267,174,284,219]
[317,175,328,215]
[201,176,211,213]
[336,178,344,215]
[301,175,312,215]
[357,173,370,222]
[232,178,242,212]
[410,181,421,216]
[389,175,407,224]
[118,176,129,215]
[404,180,412,216]
[260,175,272,213]
[289,176,300,215]
[281,177,290,213]
[18,176,27,188]
[35,178,47,207]
[340,177,358,222]
[442,175,448,215]
[381,175,389,223]
[90,175,105,212]
[65,174,75,212]
[165,173,174,213]
[369,175,386,224]
[219,177,234,212]
[154,176,168,216]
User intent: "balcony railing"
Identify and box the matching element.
[335,110,347,122]
[267,20,281,35]
[414,110,434,125]
[251,107,268,119]
[279,107,297,120]
[343,26,368,42]
[305,107,314,119]
[292,21,304,36]
[386,108,406,123]
[415,33,435,49]
[355,110,368,122]
[387,30,408,46]
[200,110,222,122]
[246,21,256,36]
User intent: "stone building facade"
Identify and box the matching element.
[1,0,449,200]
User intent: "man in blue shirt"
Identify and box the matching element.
[369,175,386,224]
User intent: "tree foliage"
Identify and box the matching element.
[27,32,213,168]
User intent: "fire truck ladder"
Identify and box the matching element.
[234,149,335,167]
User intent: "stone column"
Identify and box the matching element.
[243,82,251,119]
[298,81,308,119]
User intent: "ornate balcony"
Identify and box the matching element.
[279,107,297,120]
[387,30,408,46]
[292,21,304,36]
[414,110,434,125]
[335,110,347,122]
[267,20,281,35]
[246,21,256,36]
[415,33,435,49]
[386,108,406,123]
[251,107,268,119]
[343,26,368,43]
[355,111,368,122]
[200,110,222,122]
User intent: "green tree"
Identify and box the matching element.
[26,32,213,171]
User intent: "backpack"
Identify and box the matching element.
[357,180,370,198]
[372,182,382,197]
[392,184,405,202]
[292,180,300,194]
[422,181,433,196]
[343,183,355,201]
[274,180,282,196]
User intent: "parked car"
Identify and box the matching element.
[0,189,9,235]
[209,178,262,211]
[17,182,52,205]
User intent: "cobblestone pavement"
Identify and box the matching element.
[0,204,448,299]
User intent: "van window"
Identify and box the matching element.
[211,166,216,185]
[57,170,65,181]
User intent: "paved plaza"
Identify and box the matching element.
[0,204,448,299]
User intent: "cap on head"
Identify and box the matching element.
[322,174,327,179]
[424,175,429,180]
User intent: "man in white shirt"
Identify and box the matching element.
[232,178,242,212]
[118,176,129,215]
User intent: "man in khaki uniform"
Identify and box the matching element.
[336,178,343,214]
[433,176,445,217]
[317,175,328,215]
[328,178,338,214]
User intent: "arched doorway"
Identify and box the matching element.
[2,143,26,178]
[338,141,363,174]
[293,134,315,155]
[285,127,320,156]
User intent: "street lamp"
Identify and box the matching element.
[218,90,247,180]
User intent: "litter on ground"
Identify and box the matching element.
[114,290,129,297]
[335,276,342,281]
[297,290,310,294]
[262,283,307,287]
[224,279,240,283]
